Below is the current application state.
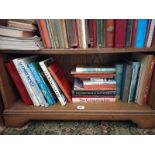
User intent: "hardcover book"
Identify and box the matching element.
[126,19,133,48]
[131,19,138,47]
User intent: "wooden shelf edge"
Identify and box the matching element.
[0,47,155,54]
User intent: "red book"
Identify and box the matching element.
[5,60,33,105]
[39,19,51,48]
[106,19,114,47]
[114,19,127,48]
[48,61,72,102]
[92,19,97,48]
[131,19,138,48]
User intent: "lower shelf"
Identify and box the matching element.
[3,100,155,128]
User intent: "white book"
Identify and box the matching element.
[147,19,155,47]
[13,58,40,106]
[39,58,67,106]
[81,19,87,48]
[19,56,48,107]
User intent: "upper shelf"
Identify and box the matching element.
[0,47,155,54]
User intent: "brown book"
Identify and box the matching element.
[93,19,97,48]
[131,19,138,47]
[102,20,107,47]
[144,19,151,47]
[65,19,78,48]
[58,19,65,48]
[106,19,114,48]
[76,19,82,48]
[151,27,155,47]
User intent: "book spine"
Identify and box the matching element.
[128,62,140,102]
[131,19,138,47]
[102,20,106,47]
[97,19,103,48]
[28,63,55,106]
[76,67,116,73]
[126,19,133,48]
[115,64,123,99]
[39,61,67,106]
[114,19,127,48]
[13,59,40,106]
[146,19,155,47]
[81,19,87,48]
[18,59,47,107]
[144,19,151,47]
[39,19,51,48]
[93,19,97,48]
[87,19,94,48]
[106,19,114,48]
[83,80,116,85]
[135,19,148,48]
[5,61,33,105]
[45,19,55,48]
[72,97,116,103]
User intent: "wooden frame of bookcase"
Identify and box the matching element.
[1,48,155,128]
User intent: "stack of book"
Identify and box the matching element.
[38,19,155,49]
[71,66,117,103]
[5,56,72,107]
[0,19,43,50]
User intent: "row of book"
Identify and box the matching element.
[38,19,155,49]
[5,53,155,106]
[0,19,43,50]
[71,54,155,105]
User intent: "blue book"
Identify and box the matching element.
[135,19,148,48]
[115,64,123,99]
[28,62,56,105]
[46,19,55,48]
[128,62,140,102]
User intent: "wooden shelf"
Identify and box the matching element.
[3,100,155,128]
[0,47,155,54]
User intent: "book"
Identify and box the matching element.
[121,64,133,102]
[81,19,87,48]
[135,19,148,48]
[39,58,67,106]
[102,20,107,47]
[5,60,33,105]
[83,79,116,85]
[126,19,133,48]
[72,90,116,96]
[114,19,127,48]
[45,19,55,48]
[75,19,82,48]
[38,19,51,48]
[18,56,48,107]
[65,19,78,48]
[0,25,35,38]
[93,19,97,48]
[131,19,138,47]
[144,19,151,47]
[115,64,123,99]
[106,19,114,48]
[97,19,103,48]
[128,62,140,102]
[47,59,72,102]
[146,19,155,47]
[28,62,56,106]
[87,19,94,48]
[72,97,116,103]
[13,58,40,106]
[75,67,116,73]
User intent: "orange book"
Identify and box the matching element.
[39,19,51,48]
[106,19,114,47]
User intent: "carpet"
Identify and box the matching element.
[1,120,155,135]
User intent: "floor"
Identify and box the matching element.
[1,120,155,135]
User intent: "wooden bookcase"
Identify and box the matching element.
[0,48,155,128]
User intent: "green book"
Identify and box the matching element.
[97,19,103,48]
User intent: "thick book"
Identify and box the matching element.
[102,20,107,47]
[5,60,33,105]
[125,19,133,48]
[39,58,67,106]
[81,19,87,48]
[18,56,47,107]
[97,19,103,48]
[106,19,114,48]
[75,19,82,48]
[131,19,138,47]
[135,19,148,48]
[47,59,72,102]
[93,19,97,48]
[144,19,151,47]
[121,64,133,102]
[114,19,127,48]
[28,62,56,106]
[72,90,116,96]
[146,19,155,47]
[72,97,116,103]
[0,25,35,38]
[13,58,40,106]
[115,64,123,99]
[128,62,140,102]
[87,19,94,48]
[38,19,51,48]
